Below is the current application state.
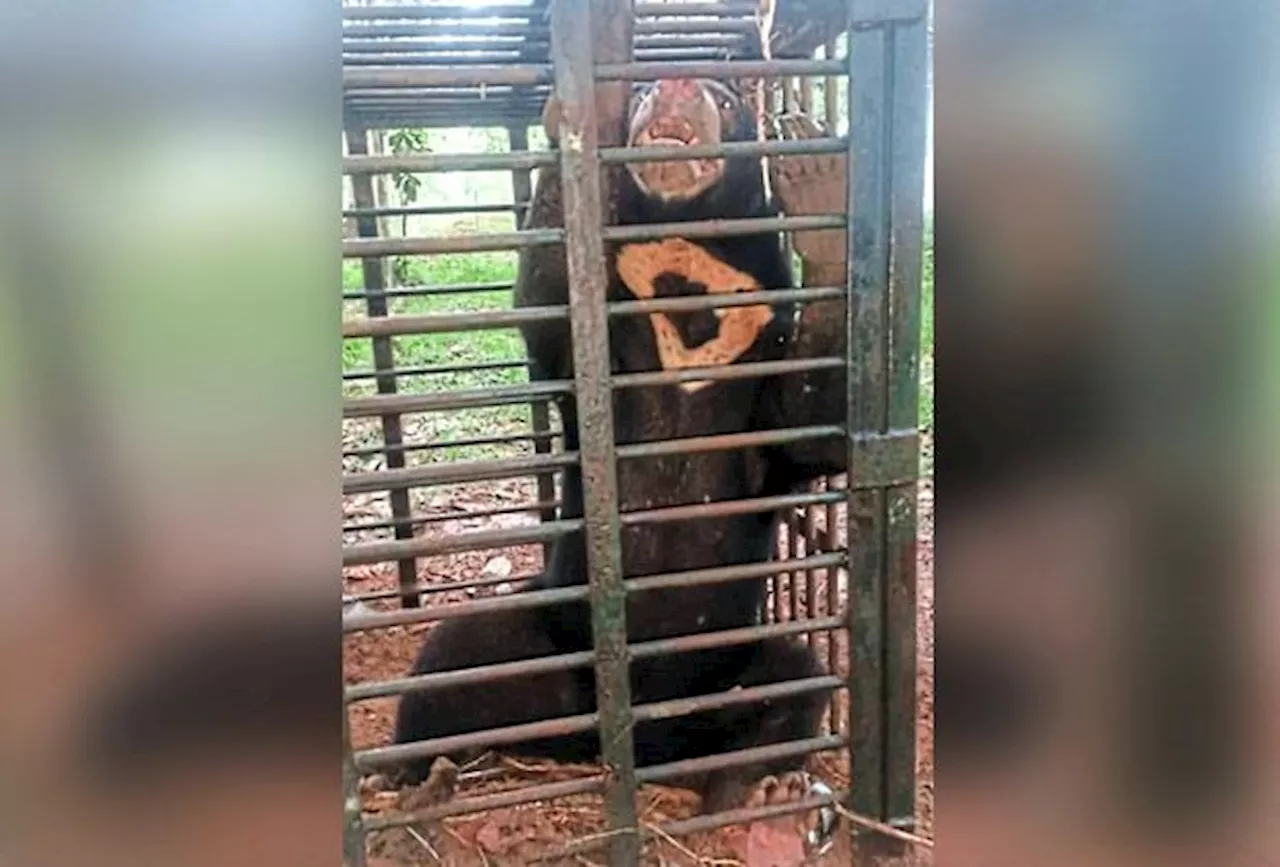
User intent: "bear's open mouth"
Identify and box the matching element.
[636,117,701,148]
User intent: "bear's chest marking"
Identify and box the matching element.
[615,238,774,393]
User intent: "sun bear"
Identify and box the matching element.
[393,78,849,815]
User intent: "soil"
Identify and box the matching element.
[344,432,934,865]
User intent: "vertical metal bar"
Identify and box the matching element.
[343,712,367,867]
[824,35,840,133]
[510,122,559,553]
[345,126,420,609]
[883,16,930,828]
[825,476,844,735]
[820,23,847,734]
[549,0,638,862]
[787,509,803,624]
[844,13,891,821]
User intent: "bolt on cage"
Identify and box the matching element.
[341,0,929,864]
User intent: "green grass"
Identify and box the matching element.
[341,228,936,464]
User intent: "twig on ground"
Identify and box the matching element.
[405,825,442,862]
[829,803,934,849]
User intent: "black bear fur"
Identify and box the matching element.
[394,79,845,811]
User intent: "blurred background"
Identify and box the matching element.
[0,1,1274,865]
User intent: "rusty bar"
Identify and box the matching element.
[805,492,822,641]
[343,519,580,565]
[633,675,841,724]
[845,12,891,821]
[342,304,564,338]
[342,22,540,38]
[345,567,545,603]
[595,58,844,80]
[882,14,930,828]
[342,64,553,88]
[342,712,366,867]
[342,358,524,382]
[551,0,639,858]
[345,126,419,609]
[636,733,845,785]
[344,379,572,417]
[343,498,561,533]
[343,427,558,457]
[342,451,577,494]
[343,227,562,258]
[364,777,605,831]
[627,552,845,595]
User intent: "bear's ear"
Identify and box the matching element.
[541,96,562,143]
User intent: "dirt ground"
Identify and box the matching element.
[344,452,934,866]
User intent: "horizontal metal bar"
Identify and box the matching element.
[342,286,844,341]
[342,358,525,382]
[344,584,589,641]
[345,215,839,258]
[609,284,844,316]
[661,791,835,838]
[343,451,577,494]
[624,552,845,596]
[342,426,554,457]
[347,615,842,703]
[633,17,757,34]
[342,203,524,219]
[354,662,842,770]
[612,355,844,390]
[349,644,595,701]
[343,5,545,21]
[342,136,844,177]
[363,776,604,831]
[343,304,564,338]
[636,733,845,785]
[343,550,841,615]
[343,65,553,89]
[630,616,844,661]
[343,283,516,302]
[345,566,545,602]
[343,518,580,565]
[343,498,560,534]
[633,1,759,16]
[602,213,844,242]
[344,228,562,258]
[345,428,836,494]
[595,58,846,81]
[622,489,844,526]
[614,424,842,461]
[599,134,846,165]
[344,379,571,418]
[343,150,555,175]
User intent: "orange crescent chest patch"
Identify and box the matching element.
[615,238,774,393]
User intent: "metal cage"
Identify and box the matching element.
[341,1,929,864]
